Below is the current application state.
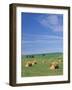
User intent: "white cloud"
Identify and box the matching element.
[22,39,62,44]
[22,34,63,40]
[38,14,63,32]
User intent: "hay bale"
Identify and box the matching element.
[25,59,37,67]
[28,63,32,67]
[50,61,59,70]
[50,65,55,70]
[32,60,37,65]
[25,64,29,67]
[55,65,59,69]
[25,61,32,67]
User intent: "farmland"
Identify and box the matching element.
[21,53,63,77]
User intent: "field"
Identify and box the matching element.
[21,53,63,77]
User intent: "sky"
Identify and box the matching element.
[21,12,63,55]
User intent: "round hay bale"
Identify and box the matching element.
[25,64,29,67]
[55,65,59,69]
[32,62,35,65]
[51,61,58,67]
[50,61,59,70]
[25,61,32,67]
[28,63,32,67]
[32,60,37,64]
[50,65,55,70]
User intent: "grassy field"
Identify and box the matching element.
[21,53,63,77]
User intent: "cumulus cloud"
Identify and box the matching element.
[38,14,63,32]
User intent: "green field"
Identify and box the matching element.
[21,53,63,77]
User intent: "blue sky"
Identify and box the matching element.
[21,12,63,55]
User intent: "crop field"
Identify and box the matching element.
[21,53,63,77]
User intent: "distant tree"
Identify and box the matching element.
[30,55,34,58]
[42,54,45,56]
[26,55,35,58]
[26,56,29,58]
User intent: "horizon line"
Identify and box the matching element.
[21,52,63,56]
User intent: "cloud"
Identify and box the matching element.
[38,14,63,32]
[22,34,63,41]
[22,34,63,48]
[21,34,63,54]
[22,39,62,44]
